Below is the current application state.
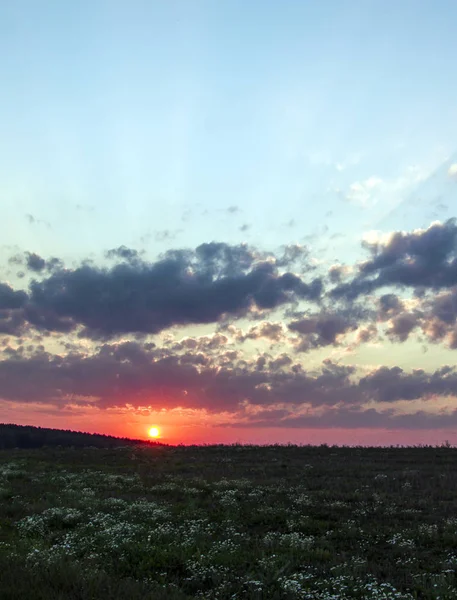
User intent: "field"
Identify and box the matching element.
[1,444,457,599]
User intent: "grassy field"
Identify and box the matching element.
[1,444,457,599]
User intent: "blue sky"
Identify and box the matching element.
[2,0,457,261]
[1,1,457,443]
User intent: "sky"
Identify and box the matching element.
[1,0,457,445]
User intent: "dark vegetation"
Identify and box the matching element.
[0,423,165,450]
[0,426,456,599]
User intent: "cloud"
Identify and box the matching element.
[358,365,457,403]
[353,323,378,346]
[287,304,373,351]
[234,321,287,344]
[0,343,358,411]
[25,252,46,272]
[2,242,323,339]
[328,264,352,284]
[386,312,420,342]
[289,313,357,350]
[7,252,63,275]
[0,310,26,336]
[346,176,383,207]
[0,283,28,309]
[2,332,457,430]
[225,406,457,430]
[171,333,229,353]
[5,221,457,430]
[378,294,404,320]
[105,246,142,262]
[276,244,310,270]
[416,287,457,347]
[428,288,457,325]
[0,282,32,337]
[332,219,457,300]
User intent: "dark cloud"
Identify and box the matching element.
[423,317,449,343]
[105,246,142,262]
[328,264,348,283]
[46,257,64,272]
[412,288,457,347]
[386,312,420,342]
[428,288,457,325]
[269,353,293,370]
[276,244,310,270]
[0,310,26,336]
[1,337,457,430]
[7,253,62,275]
[0,344,358,411]
[24,305,76,333]
[247,322,285,342]
[233,322,287,344]
[332,219,457,300]
[0,283,28,310]
[25,252,46,272]
[5,223,457,430]
[2,242,322,339]
[378,294,404,320]
[288,311,358,350]
[358,365,457,402]
[225,406,457,430]
[171,333,228,353]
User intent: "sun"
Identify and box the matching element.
[148,427,160,439]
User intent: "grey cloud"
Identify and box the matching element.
[378,294,404,320]
[0,344,358,412]
[237,322,286,343]
[2,341,457,431]
[358,365,457,402]
[288,311,358,350]
[226,406,457,430]
[429,288,457,325]
[105,246,142,262]
[0,310,26,336]
[26,252,46,272]
[332,219,457,300]
[354,324,379,345]
[0,283,28,310]
[2,242,323,339]
[386,312,421,342]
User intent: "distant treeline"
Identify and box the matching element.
[0,423,164,450]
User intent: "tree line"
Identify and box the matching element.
[0,423,163,450]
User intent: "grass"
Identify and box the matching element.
[1,444,457,599]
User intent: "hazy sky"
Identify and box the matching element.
[1,1,457,444]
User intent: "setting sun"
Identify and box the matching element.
[148,427,160,438]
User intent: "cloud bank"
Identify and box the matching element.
[2,222,457,431]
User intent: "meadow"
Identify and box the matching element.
[1,443,457,599]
